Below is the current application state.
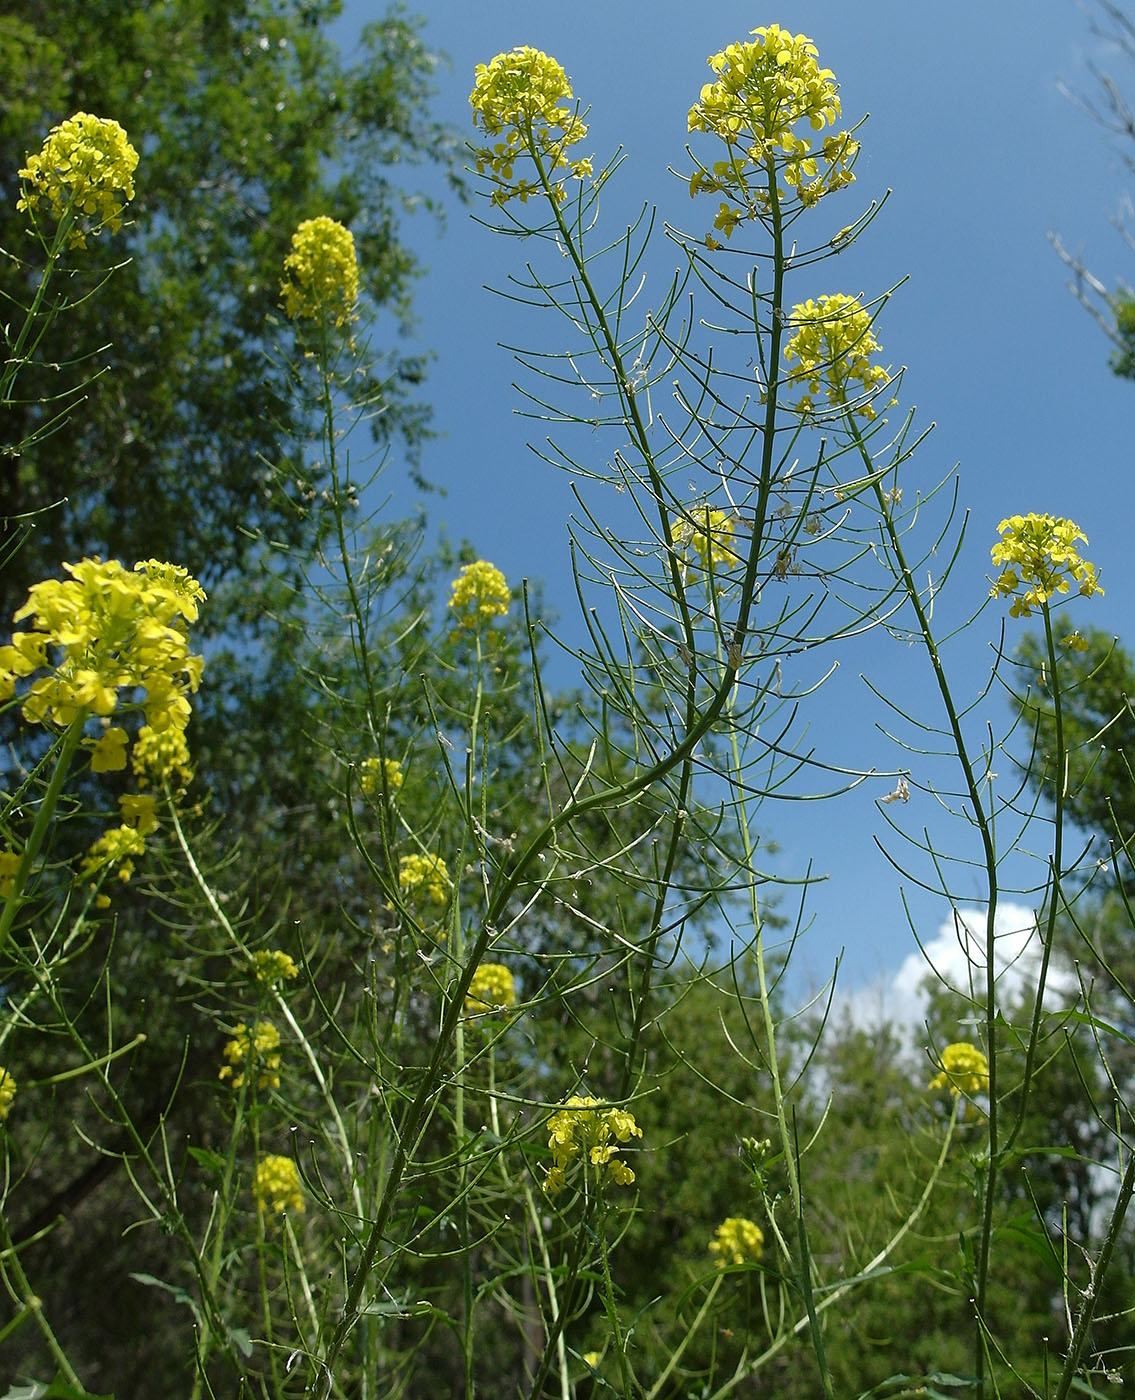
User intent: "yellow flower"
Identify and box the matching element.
[470,48,591,207]
[464,963,517,1017]
[119,791,158,836]
[990,514,1103,618]
[676,506,741,579]
[709,1216,765,1267]
[281,216,359,327]
[81,825,146,884]
[254,1154,305,1215]
[782,294,890,420]
[360,756,403,796]
[448,560,510,630]
[90,725,128,773]
[0,1067,16,1122]
[928,1042,989,1097]
[253,950,299,985]
[687,27,857,233]
[398,852,452,910]
[543,1095,642,1196]
[219,1020,282,1092]
[3,558,204,740]
[18,112,139,247]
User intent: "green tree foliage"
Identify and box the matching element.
[1053,0,1135,382]
[0,0,455,618]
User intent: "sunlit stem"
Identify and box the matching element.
[851,419,999,1396]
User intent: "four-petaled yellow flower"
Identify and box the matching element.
[0,1067,16,1122]
[281,216,359,327]
[18,113,139,247]
[254,950,299,985]
[989,514,1103,619]
[709,1216,765,1267]
[219,1020,282,1092]
[90,725,128,773]
[360,756,403,796]
[543,1095,642,1196]
[464,963,517,1017]
[928,1042,989,1097]
[448,560,510,630]
[254,1154,305,1215]
[782,293,890,420]
[470,47,592,206]
[398,852,452,909]
[687,26,858,236]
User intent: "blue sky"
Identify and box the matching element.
[337,2,1133,999]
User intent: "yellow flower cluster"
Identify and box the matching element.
[448,560,510,630]
[470,47,592,206]
[543,1095,642,1196]
[281,216,359,327]
[687,26,858,240]
[254,1154,305,1215]
[398,852,452,909]
[0,1067,16,1122]
[989,514,1104,619]
[0,557,204,737]
[132,722,194,790]
[709,1216,765,1267]
[18,112,139,247]
[81,823,146,884]
[464,963,517,1017]
[676,506,742,578]
[219,1020,282,1092]
[254,949,299,984]
[928,1042,989,1097]
[360,756,403,796]
[782,294,890,420]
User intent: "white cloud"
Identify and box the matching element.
[835,901,1076,1037]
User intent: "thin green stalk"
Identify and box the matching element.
[855,427,1000,1395]
[596,1205,634,1399]
[1051,1145,1135,1400]
[1001,603,1067,1153]
[0,1206,84,1388]
[487,1051,571,1400]
[0,713,86,960]
[187,1076,248,1400]
[704,1103,958,1400]
[1,202,79,405]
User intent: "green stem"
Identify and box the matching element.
[0,1206,85,1388]
[853,426,1000,1397]
[0,713,87,960]
[1051,1145,1135,1400]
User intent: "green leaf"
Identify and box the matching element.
[2,1380,115,1400]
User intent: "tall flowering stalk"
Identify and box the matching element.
[5,113,139,417]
